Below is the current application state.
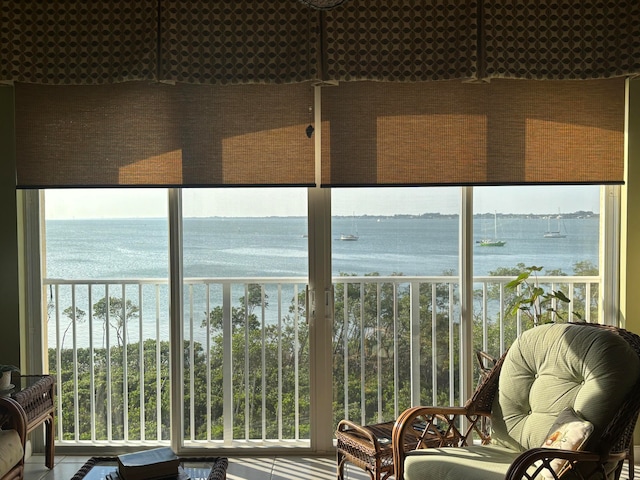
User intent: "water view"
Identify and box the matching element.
[46,214,598,280]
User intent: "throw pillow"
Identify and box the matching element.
[540,407,594,479]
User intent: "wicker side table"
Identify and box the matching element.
[336,419,447,480]
[11,375,56,469]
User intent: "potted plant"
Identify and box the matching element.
[0,365,19,391]
[506,265,582,327]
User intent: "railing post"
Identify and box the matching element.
[411,281,421,406]
[222,282,233,445]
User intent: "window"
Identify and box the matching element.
[43,189,169,442]
[180,188,309,446]
[331,187,461,426]
[36,184,615,451]
[473,186,603,356]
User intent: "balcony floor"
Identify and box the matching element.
[24,454,639,480]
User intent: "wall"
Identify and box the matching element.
[623,79,640,447]
[0,86,21,368]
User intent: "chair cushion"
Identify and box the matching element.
[491,323,640,452]
[0,429,23,477]
[404,444,519,480]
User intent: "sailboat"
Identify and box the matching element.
[543,214,567,238]
[340,214,359,241]
[479,212,506,247]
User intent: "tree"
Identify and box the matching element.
[61,305,86,351]
[93,296,140,347]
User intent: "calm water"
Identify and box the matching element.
[44,215,599,347]
[46,215,599,279]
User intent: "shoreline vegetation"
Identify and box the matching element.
[46,210,598,222]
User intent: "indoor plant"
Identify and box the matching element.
[0,364,19,391]
[506,265,581,327]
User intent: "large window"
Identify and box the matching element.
[331,186,604,428]
[38,185,610,451]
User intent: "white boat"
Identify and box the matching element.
[339,233,359,241]
[543,214,567,238]
[340,214,359,241]
[479,212,505,247]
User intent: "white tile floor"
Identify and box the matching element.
[24,454,372,480]
[23,454,638,480]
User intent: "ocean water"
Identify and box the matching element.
[44,215,599,348]
[46,215,599,280]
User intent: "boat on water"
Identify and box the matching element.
[479,211,506,247]
[339,214,359,241]
[543,214,567,238]
[339,233,359,241]
[479,238,506,247]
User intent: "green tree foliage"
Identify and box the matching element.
[92,296,140,347]
[49,262,597,442]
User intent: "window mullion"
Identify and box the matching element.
[168,188,185,451]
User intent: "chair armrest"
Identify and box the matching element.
[336,419,391,452]
[0,396,28,450]
[505,447,625,480]
[392,405,486,480]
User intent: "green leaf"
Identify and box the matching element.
[552,290,571,303]
[506,272,530,289]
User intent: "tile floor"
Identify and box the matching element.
[24,454,371,480]
[24,454,638,480]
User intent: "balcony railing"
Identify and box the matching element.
[44,274,599,448]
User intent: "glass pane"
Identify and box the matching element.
[331,187,461,427]
[181,188,309,446]
[43,188,169,443]
[473,185,601,359]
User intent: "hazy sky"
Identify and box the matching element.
[44,185,601,220]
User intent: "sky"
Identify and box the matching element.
[44,185,601,220]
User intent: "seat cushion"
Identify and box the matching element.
[0,429,23,477]
[404,444,519,480]
[491,323,640,452]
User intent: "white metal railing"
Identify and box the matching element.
[44,274,600,447]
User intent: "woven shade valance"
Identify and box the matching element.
[159,1,320,85]
[321,78,625,186]
[0,1,158,84]
[321,0,478,82]
[15,82,316,188]
[482,0,640,80]
[2,1,639,84]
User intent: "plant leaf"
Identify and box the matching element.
[552,290,571,303]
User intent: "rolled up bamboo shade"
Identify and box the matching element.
[15,81,316,187]
[321,78,625,186]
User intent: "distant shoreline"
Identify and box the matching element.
[47,211,599,222]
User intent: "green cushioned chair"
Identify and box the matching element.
[392,322,640,480]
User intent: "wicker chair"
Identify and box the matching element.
[392,322,640,480]
[335,350,497,480]
[0,396,28,480]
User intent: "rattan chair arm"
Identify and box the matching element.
[336,419,388,451]
[392,405,470,480]
[505,447,623,480]
[0,396,28,457]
